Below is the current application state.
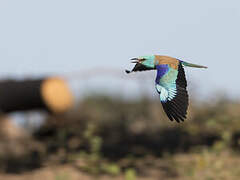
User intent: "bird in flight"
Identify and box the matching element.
[126,55,207,122]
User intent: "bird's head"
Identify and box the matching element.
[125,55,155,74]
[131,55,155,68]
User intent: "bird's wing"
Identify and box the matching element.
[155,62,189,122]
[126,63,155,73]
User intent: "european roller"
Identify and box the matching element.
[126,55,207,122]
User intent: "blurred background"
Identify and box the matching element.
[0,0,240,179]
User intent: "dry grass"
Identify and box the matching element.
[0,95,240,179]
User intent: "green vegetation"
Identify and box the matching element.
[1,95,240,179]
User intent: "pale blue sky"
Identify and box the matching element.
[0,0,239,99]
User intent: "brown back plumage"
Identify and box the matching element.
[154,55,179,70]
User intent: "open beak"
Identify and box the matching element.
[130,58,139,63]
[126,57,152,74]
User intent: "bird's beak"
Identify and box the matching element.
[130,58,139,63]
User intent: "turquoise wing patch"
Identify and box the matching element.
[155,66,178,102]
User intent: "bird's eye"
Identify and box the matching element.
[139,58,145,62]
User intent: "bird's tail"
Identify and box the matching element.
[181,61,208,68]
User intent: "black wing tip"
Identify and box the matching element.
[162,101,187,123]
[169,106,187,123]
[170,115,186,123]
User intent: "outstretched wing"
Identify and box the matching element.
[155,62,189,122]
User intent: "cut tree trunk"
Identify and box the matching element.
[0,77,74,114]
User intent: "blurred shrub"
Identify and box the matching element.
[1,94,240,178]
